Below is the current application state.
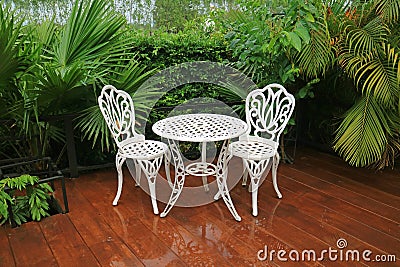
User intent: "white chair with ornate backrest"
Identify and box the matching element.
[98,85,170,214]
[229,83,295,216]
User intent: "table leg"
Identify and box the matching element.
[160,139,186,217]
[201,142,210,192]
[215,140,241,221]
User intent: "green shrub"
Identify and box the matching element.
[0,174,53,226]
[128,27,232,70]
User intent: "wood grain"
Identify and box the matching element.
[2,147,399,267]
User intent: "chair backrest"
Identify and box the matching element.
[244,83,295,144]
[98,85,141,147]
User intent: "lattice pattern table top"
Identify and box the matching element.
[152,113,248,142]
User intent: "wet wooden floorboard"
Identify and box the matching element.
[2,147,399,266]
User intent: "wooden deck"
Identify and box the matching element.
[1,147,399,266]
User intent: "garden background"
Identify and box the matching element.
[0,0,399,172]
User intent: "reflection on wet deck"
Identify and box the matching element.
[1,147,399,266]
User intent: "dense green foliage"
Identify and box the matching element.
[216,0,400,168]
[0,0,235,166]
[130,28,230,70]
[0,0,157,164]
[1,0,399,169]
[294,0,400,168]
[129,27,233,108]
[0,174,53,226]
[217,0,321,87]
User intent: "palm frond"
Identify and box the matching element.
[333,94,390,167]
[372,112,400,169]
[53,0,127,67]
[375,0,400,24]
[296,22,334,78]
[339,42,399,106]
[76,105,113,151]
[32,18,57,49]
[30,62,97,118]
[342,17,389,56]
[388,21,400,49]
[0,5,23,88]
[115,59,158,93]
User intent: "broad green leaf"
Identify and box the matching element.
[298,87,309,98]
[305,13,315,22]
[294,23,311,44]
[267,36,279,53]
[287,32,302,52]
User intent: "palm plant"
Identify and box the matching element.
[295,0,400,168]
[0,4,42,158]
[1,0,159,160]
[52,0,159,152]
[0,5,22,90]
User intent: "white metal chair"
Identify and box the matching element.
[229,83,295,216]
[98,85,170,214]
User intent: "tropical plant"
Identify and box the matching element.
[0,174,53,226]
[210,0,322,162]
[295,0,400,168]
[0,4,23,90]
[0,0,161,161]
[217,0,321,87]
[0,3,46,158]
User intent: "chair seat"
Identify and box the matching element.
[119,140,168,160]
[229,140,276,161]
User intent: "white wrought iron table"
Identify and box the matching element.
[152,113,248,221]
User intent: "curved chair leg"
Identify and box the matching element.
[251,181,259,216]
[113,154,126,206]
[244,159,270,216]
[134,159,141,187]
[138,156,164,215]
[148,172,159,215]
[272,152,282,199]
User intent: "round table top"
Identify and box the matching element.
[152,113,248,142]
